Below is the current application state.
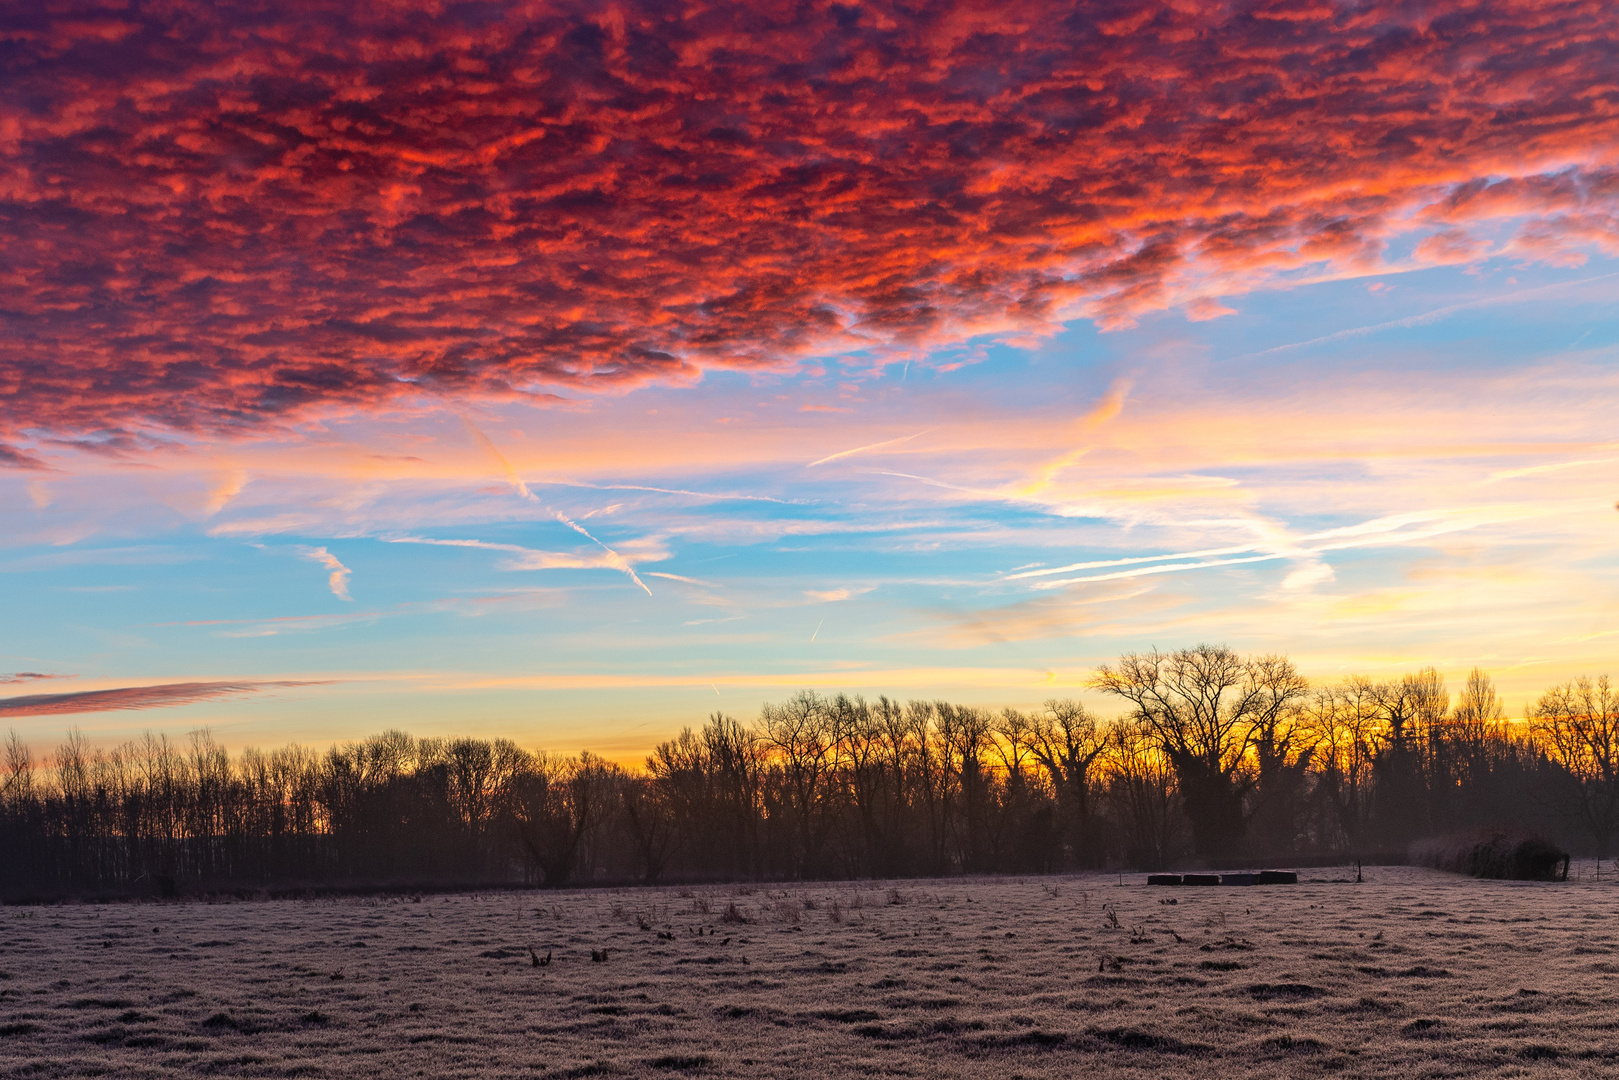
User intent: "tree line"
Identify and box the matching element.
[3,645,1617,896]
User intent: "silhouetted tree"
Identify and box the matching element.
[1090,645,1307,859]
[1533,675,1619,861]
[1103,718,1183,869]
[1022,699,1107,867]
[1,656,1606,896]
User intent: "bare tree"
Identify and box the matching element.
[1247,687,1318,855]
[620,775,676,885]
[1090,645,1307,859]
[1022,699,1107,867]
[1102,717,1182,869]
[1533,675,1619,861]
[936,703,994,872]
[834,695,895,876]
[1307,679,1382,851]
[510,752,617,888]
[3,730,33,813]
[1447,667,1511,826]
[1453,667,1507,743]
[1368,668,1447,842]
[762,691,837,877]
[702,713,765,877]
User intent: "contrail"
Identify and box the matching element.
[1488,455,1619,482]
[552,481,791,504]
[1015,505,1527,589]
[646,572,717,586]
[1248,271,1619,358]
[1004,542,1268,580]
[552,509,653,595]
[459,414,537,501]
[809,429,932,467]
[811,618,824,642]
[460,415,652,596]
[1028,552,1293,589]
[1017,378,1132,497]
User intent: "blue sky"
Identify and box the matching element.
[6,254,1617,759]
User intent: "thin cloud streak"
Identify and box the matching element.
[1019,506,1542,589]
[1028,552,1296,589]
[0,681,325,717]
[550,481,792,505]
[809,431,933,467]
[1488,455,1619,482]
[645,572,719,587]
[1003,543,1274,580]
[1003,509,1499,583]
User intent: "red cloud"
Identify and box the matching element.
[1,1,1616,458]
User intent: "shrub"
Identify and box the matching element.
[1414,832,1569,881]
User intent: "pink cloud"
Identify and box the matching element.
[0,680,324,717]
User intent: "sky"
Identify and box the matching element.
[2,0,1618,759]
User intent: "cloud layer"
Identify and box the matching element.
[4,0,1618,455]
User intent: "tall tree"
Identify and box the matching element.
[1307,678,1383,851]
[1533,675,1619,861]
[1022,699,1107,867]
[1369,669,1447,844]
[1103,717,1182,869]
[511,753,617,887]
[1090,645,1307,859]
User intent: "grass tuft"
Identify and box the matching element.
[646,1054,711,1070]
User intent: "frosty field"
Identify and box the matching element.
[2,866,1615,1078]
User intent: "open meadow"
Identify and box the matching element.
[2,865,1616,1078]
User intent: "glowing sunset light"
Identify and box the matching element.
[2,0,1618,754]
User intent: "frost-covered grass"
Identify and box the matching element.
[3,865,1617,1078]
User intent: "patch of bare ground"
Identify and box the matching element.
[2,865,1617,1077]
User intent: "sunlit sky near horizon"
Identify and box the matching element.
[3,0,1618,760]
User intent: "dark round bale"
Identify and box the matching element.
[1257,870,1298,885]
[1220,873,1256,886]
[1146,874,1182,886]
[1182,874,1220,886]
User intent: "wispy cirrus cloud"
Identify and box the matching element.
[3,0,1618,465]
